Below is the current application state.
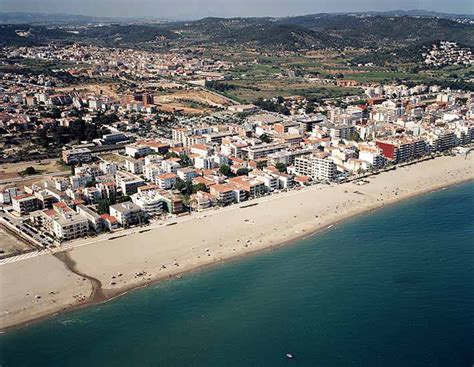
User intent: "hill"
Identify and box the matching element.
[0,13,472,51]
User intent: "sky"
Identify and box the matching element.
[0,0,473,19]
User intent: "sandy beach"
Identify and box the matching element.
[1,154,473,330]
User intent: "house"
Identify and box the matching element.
[100,214,119,231]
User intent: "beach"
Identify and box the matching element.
[1,154,473,330]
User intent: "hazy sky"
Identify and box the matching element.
[1,0,473,19]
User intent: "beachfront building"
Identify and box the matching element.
[376,138,429,163]
[131,191,165,216]
[250,171,279,192]
[190,191,214,211]
[12,194,40,215]
[358,145,386,169]
[427,131,457,152]
[50,210,89,241]
[100,214,119,232]
[76,204,103,233]
[228,176,266,198]
[210,184,236,206]
[109,202,147,227]
[294,155,337,181]
[159,191,185,214]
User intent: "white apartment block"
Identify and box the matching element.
[294,156,337,181]
[125,157,145,174]
[52,211,89,241]
[110,202,146,227]
[131,191,165,216]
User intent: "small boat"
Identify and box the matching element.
[286,353,294,359]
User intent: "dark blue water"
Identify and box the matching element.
[1,182,473,367]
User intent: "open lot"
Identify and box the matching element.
[0,226,33,257]
[0,159,69,181]
[55,83,119,98]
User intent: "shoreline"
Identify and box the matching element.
[1,155,473,332]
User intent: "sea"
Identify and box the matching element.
[1,181,473,367]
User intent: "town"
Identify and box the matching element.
[0,41,473,257]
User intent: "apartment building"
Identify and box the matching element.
[242,143,288,160]
[62,148,92,165]
[229,176,266,198]
[329,125,356,140]
[158,191,185,214]
[12,194,39,215]
[210,184,236,206]
[294,155,337,181]
[115,172,145,195]
[190,191,214,211]
[376,138,429,162]
[109,202,146,227]
[358,146,386,169]
[98,161,118,175]
[131,191,165,216]
[125,144,153,158]
[427,131,457,152]
[76,204,103,233]
[157,173,178,190]
[177,168,198,182]
[125,157,145,174]
[51,211,89,241]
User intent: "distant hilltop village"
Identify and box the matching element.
[0,37,473,251]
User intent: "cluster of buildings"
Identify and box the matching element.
[5,44,234,82]
[1,41,473,246]
[4,84,472,245]
[422,41,474,68]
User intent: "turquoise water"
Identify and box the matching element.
[1,182,473,367]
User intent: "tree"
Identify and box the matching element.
[175,178,187,192]
[305,103,316,114]
[165,151,179,159]
[179,153,192,167]
[259,133,271,143]
[219,164,232,177]
[86,179,97,188]
[97,198,111,215]
[117,195,131,204]
[236,168,249,176]
[275,163,287,173]
[192,183,208,193]
[22,166,37,175]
